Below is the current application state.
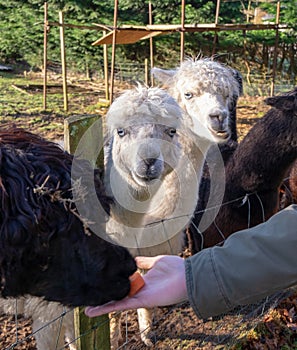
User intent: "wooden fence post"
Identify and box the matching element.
[43,2,48,110]
[64,114,110,350]
[59,11,68,111]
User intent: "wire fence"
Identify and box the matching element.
[46,60,297,96]
[243,73,296,96]
[1,63,297,349]
[1,184,297,349]
[104,62,296,96]
[1,264,296,349]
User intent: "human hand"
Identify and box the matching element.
[85,255,188,317]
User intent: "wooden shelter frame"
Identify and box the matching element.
[43,0,286,110]
[91,0,284,101]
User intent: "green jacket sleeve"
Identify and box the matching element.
[185,204,297,319]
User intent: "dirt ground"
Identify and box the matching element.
[0,85,297,349]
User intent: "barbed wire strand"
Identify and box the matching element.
[4,180,297,349]
[5,308,73,350]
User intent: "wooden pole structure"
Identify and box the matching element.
[64,115,110,350]
[145,58,149,85]
[212,0,221,56]
[59,11,68,111]
[246,0,252,22]
[214,0,221,27]
[270,0,281,96]
[180,0,185,63]
[149,1,154,86]
[43,2,48,110]
[103,30,110,101]
[110,0,118,103]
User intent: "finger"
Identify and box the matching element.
[85,296,143,317]
[85,302,124,317]
[135,255,165,269]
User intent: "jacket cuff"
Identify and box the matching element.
[185,249,232,319]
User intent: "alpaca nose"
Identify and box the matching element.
[143,158,158,166]
[137,142,160,161]
[209,110,228,123]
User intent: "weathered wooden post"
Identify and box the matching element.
[180,0,185,62]
[43,2,48,110]
[64,114,110,350]
[59,11,68,111]
[148,1,154,87]
[144,58,149,85]
[270,0,281,96]
[103,30,110,102]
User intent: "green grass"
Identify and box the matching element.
[0,71,110,139]
[0,71,110,116]
[0,72,64,115]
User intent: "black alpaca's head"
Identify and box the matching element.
[265,87,297,112]
[0,128,137,307]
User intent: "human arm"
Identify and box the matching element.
[85,205,297,319]
[186,204,297,319]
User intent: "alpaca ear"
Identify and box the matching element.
[265,94,296,111]
[231,68,243,96]
[151,67,176,85]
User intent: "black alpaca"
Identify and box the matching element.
[280,159,297,207]
[0,128,136,307]
[188,87,297,252]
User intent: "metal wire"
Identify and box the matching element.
[3,181,296,349]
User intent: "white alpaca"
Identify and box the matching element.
[152,57,242,142]
[104,85,228,347]
[0,298,76,350]
[152,57,243,234]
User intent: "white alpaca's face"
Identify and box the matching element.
[152,62,241,144]
[179,90,232,143]
[111,123,181,187]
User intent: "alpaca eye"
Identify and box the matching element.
[167,128,176,137]
[184,92,193,100]
[117,128,126,137]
